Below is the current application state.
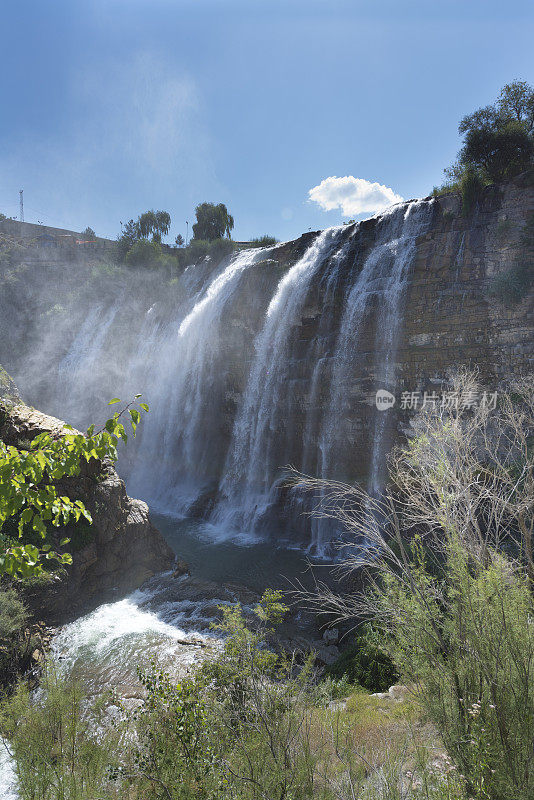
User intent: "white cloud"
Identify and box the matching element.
[308,176,403,217]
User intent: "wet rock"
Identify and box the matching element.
[0,402,175,624]
[322,627,339,645]
[172,559,191,579]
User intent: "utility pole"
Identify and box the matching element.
[19,189,24,223]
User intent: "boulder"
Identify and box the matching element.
[0,400,175,623]
[322,627,339,645]
[315,645,340,666]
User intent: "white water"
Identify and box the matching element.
[0,572,222,798]
[308,201,433,553]
[214,226,346,535]
[0,748,18,800]
[50,580,219,697]
[12,201,436,553]
[368,200,434,496]
[128,246,273,511]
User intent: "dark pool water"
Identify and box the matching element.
[151,511,332,595]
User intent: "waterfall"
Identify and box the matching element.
[54,302,119,422]
[8,201,436,553]
[310,201,434,552]
[213,226,346,536]
[128,246,274,512]
[368,200,434,496]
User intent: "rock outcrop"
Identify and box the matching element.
[0,397,174,623]
[0,173,533,548]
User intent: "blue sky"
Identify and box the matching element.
[1,0,533,243]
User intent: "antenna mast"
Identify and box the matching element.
[19,189,24,222]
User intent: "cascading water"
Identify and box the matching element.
[7,199,435,553]
[128,246,275,512]
[213,226,346,536]
[308,201,434,552]
[368,200,434,496]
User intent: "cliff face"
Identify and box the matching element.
[0,400,174,623]
[0,174,533,549]
[279,174,534,487]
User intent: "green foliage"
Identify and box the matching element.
[117,210,171,263]
[184,238,210,263]
[208,236,235,260]
[133,665,221,799]
[0,397,147,579]
[138,209,171,243]
[80,227,95,239]
[116,217,140,260]
[488,211,534,303]
[179,237,236,266]
[437,80,534,196]
[0,671,122,800]
[0,589,36,692]
[192,202,234,241]
[488,261,532,304]
[124,238,162,267]
[460,118,533,182]
[249,235,279,247]
[0,588,27,639]
[460,165,485,216]
[0,587,470,800]
[324,625,398,692]
[380,544,534,800]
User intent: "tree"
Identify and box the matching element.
[0,397,148,580]
[460,116,533,182]
[437,81,534,197]
[138,210,171,243]
[497,80,534,131]
[81,226,96,239]
[192,202,234,241]
[117,218,141,260]
[174,234,184,247]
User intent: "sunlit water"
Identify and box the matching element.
[0,513,320,795]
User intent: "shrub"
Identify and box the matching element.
[324,625,398,692]
[185,238,210,263]
[460,166,485,216]
[124,238,162,267]
[0,671,122,799]
[301,372,534,800]
[249,235,279,247]
[488,212,533,303]
[0,589,27,639]
[488,262,531,304]
[209,237,235,261]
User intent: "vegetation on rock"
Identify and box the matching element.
[0,397,147,580]
[433,80,534,211]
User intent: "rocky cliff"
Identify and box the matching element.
[0,173,532,550]
[0,395,174,622]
